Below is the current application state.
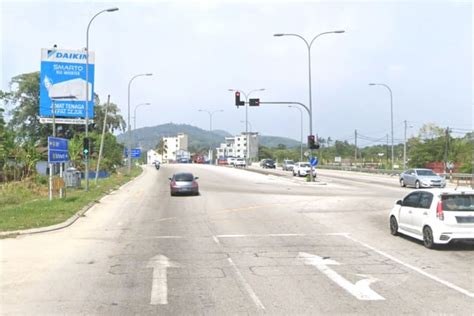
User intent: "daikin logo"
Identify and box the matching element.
[51,52,88,60]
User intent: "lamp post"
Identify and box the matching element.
[240,120,252,133]
[84,7,118,192]
[228,88,265,162]
[369,83,394,172]
[273,30,344,137]
[198,109,223,164]
[127,73,153,175]
[289,105,303,161]
[133,103,151,130]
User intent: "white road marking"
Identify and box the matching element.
[343,234,474,298]
[147,254,180,305]
[217,233,307,238]
[227,258,265,310]
[298,252,385,301]
[156,217,177,222]
[152,236,183,239]
[212,235,221,244]
[216,233,347,238]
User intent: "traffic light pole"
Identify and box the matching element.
[259,101,316,182]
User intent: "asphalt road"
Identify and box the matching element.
[1,164,473,315]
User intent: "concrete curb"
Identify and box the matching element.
[0,167,145,239]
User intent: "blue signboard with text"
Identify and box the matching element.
[48,137,69,163]
[40,48,95,119]
[124,148,142,158]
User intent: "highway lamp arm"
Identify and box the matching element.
[127,73,153,175]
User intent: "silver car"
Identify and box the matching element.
[399,168,446,189]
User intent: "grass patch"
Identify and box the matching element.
[0,167,142,232]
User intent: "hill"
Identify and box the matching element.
[116,123,300,152]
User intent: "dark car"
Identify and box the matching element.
[169,172,199,196]
[261,159,276,169]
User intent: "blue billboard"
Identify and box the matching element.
[40,48,95,119]
[48,137,69,163]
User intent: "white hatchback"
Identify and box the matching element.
[389,188,474,248]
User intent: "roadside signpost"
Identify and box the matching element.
[310,157,318,167]
[124,148,142,159]
[48,137,69,200]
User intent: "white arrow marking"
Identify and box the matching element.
[147,254,179,305]
[298,252,385,301]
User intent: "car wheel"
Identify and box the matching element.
[423,226,435,249]
[298,171,301,177]
[390,216,398,236]
[415,180,420,189]
[400,179,405,187]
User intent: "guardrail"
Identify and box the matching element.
[316,165,473,186]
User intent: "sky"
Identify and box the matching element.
[1,0,472,147]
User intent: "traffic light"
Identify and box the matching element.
[249,98,260,106]
[235,92,245,107]
[307,135,320,150]
[83,137,90,157]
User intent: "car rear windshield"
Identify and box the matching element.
[442,195,474,211]
[417,170,436,176]
[300,163,310,167]
[175,173,194,181]
[285,160,295,164]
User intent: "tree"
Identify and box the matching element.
[93,101,126,133]
[2,72,50,145]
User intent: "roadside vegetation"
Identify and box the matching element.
[0,167,142,232]
[257,125,472,173]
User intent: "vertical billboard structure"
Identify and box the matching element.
[40,48,95,119]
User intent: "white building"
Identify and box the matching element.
[216,132,258,160]
[147,149,162,164]
[163,133,189,163]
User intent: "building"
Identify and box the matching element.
[163,133,189,163]
[147,149,162,164]
[216,132,258,160]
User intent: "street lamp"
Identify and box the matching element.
[273,30,344,136]
[127,73,153,174]
[228,88,265,162]
[198,109,224,131]
[240,120,252,133]
[133,103,151,130]
[369,83,394,172]
[289,105,303,161]
[84,7,119,191]
[198,109,223,164]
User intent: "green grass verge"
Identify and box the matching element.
[0,167,142,232]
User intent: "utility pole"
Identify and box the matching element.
[444,127,450,173]
[386,134,389,166]
[354,129,358,162]
[95,95,110,184]
[404,120,407,170]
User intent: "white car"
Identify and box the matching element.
[234,158,246,167]
[227,157,237,166]
[389,188,474,248]
[292,162,317,177]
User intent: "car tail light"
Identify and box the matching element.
[192,181,198,188]
[171,180,176,187]
[437,201,444,221]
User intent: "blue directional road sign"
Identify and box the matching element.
[40,48,95,119]
[124,148,142,158]
[310,157,318,167]
[48,137,69,163]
